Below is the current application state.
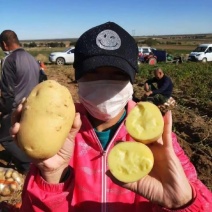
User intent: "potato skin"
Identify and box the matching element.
[17,80,75,159]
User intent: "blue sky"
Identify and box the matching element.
[1,0,211,40]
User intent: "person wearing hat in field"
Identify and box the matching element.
[11,22,211,211]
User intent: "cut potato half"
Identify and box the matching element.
[108,142,154,183]
[126,102,164,144]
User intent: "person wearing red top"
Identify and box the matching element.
[11,22,212,212]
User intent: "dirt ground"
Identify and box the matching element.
[0,64,211,208]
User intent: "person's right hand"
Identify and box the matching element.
[145,91,153,96]
[108,111,193,209]
[10,101,82,183]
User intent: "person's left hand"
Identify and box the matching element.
[109,111,193,209]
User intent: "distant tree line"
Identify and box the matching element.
[22,42,69,48]
[136,38,183,46]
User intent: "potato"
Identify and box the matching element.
[108,142,154,183]
[1,186,11,196]
[5,169,13,179]
[126,102,164,144]
[17,80,75,159]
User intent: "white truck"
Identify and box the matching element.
[188,44,212,62]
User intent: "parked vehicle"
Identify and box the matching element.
[138,49,183,66]
[138,52,157,65]
[152,50,183,64]
[49,47,75,65]
[188,44,212,62]
[138,46,156,56]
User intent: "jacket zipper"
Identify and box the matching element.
[102,150,107,212]
[88,124,106,212]
[102,121,126,212]
[86,116,126,212]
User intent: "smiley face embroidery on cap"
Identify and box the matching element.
[96,29,121,50]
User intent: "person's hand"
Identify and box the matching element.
[144,83,149,92]
[109,111,193,209]
[145,90,152,96]
[10,101,82,183]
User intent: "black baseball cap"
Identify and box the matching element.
[73,22,138,83]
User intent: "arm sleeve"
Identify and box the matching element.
[145,77,157,84]
[154,133,212,212]
[0,98,7,113]
[152,78,171,95]
[20,165,75,212]
[0,61,16,114]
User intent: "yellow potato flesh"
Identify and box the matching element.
[17,80,75,159]
[126,102,164,144]
[108,142,154,183]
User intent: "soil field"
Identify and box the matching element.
[0,64,211,209]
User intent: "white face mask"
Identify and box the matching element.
[78,80,133,121]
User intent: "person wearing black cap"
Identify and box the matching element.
[11,22,211,211]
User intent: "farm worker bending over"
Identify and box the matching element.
[0,30,40,174]
[144,68,174,105]
[11,22,212,212]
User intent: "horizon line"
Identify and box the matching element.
[20,32,212,42]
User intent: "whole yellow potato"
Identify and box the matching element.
[126,102,164,144]
[108,142,154,183]
[17,80,75,159]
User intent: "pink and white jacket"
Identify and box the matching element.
[20,101,212,212]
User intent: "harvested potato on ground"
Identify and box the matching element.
[108,142,154,183]
[17,80,75,159]
[126,102,164,144]
[0,168,24,197]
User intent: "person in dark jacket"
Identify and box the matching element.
[143,68,173,105]
[0,30,40,173]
